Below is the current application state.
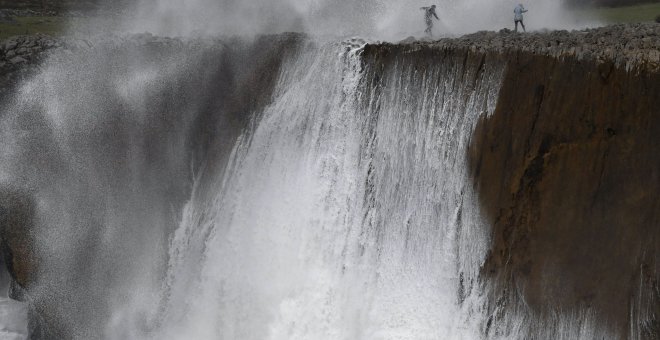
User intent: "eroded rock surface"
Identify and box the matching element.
[369,22,660,339]
[400,23,660,72]
[466,25,660,339]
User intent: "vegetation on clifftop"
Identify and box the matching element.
[0,16,75,39]
[578,2,660,22]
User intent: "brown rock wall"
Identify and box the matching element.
[0,188,36,291]
[470,51,660,338]
[371,23,660,338]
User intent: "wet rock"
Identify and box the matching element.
[366,22,659,339]
[8,56,26,64]
[0,189,37,292]
[468,42,660,340]
[4,40,17,51]
[25,39,37,48]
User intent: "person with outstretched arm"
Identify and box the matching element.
[514,4,528,32]
[420,5,440,36]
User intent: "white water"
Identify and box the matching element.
[0,298,27,340]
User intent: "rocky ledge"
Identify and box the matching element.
[0,32,190,69]
[0,34,77,97]
[0,34,63,66]
[0,32,190,98]
[395,23,660,72]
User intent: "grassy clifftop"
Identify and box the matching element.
[578,2,660,22]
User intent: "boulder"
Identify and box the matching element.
[0,189,36,292]
[4,40,17,51]
[9,56,27,64]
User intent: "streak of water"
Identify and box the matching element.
[0,298,27,340]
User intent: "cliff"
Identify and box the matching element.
[365,23,660,338]
[468,25,660,338]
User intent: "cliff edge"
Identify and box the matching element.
[466,23,659,338]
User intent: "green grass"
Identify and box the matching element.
[0,16,90,39]
[579,2,660,23]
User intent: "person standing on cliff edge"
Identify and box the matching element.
[420,5,440,36]
[514,4,528,32]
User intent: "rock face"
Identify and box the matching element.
[0,189,36,292]
[368,23,660,338]
[467,25,660,338]
[0,189,42,339]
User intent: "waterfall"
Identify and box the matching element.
[1,24,649,340]
[0,31,508,338]
[98,39,503,339]
[5,28,626,339]
[0,35,303,339]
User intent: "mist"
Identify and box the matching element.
[91,0,592,40]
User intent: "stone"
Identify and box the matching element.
[468,48,660,339]
[4,40,17,51]
[0,11,15,24]
[8,56,26,64]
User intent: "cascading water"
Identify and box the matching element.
[0,298,26,340]
[0,30,508,338]
[0,35,302,339]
